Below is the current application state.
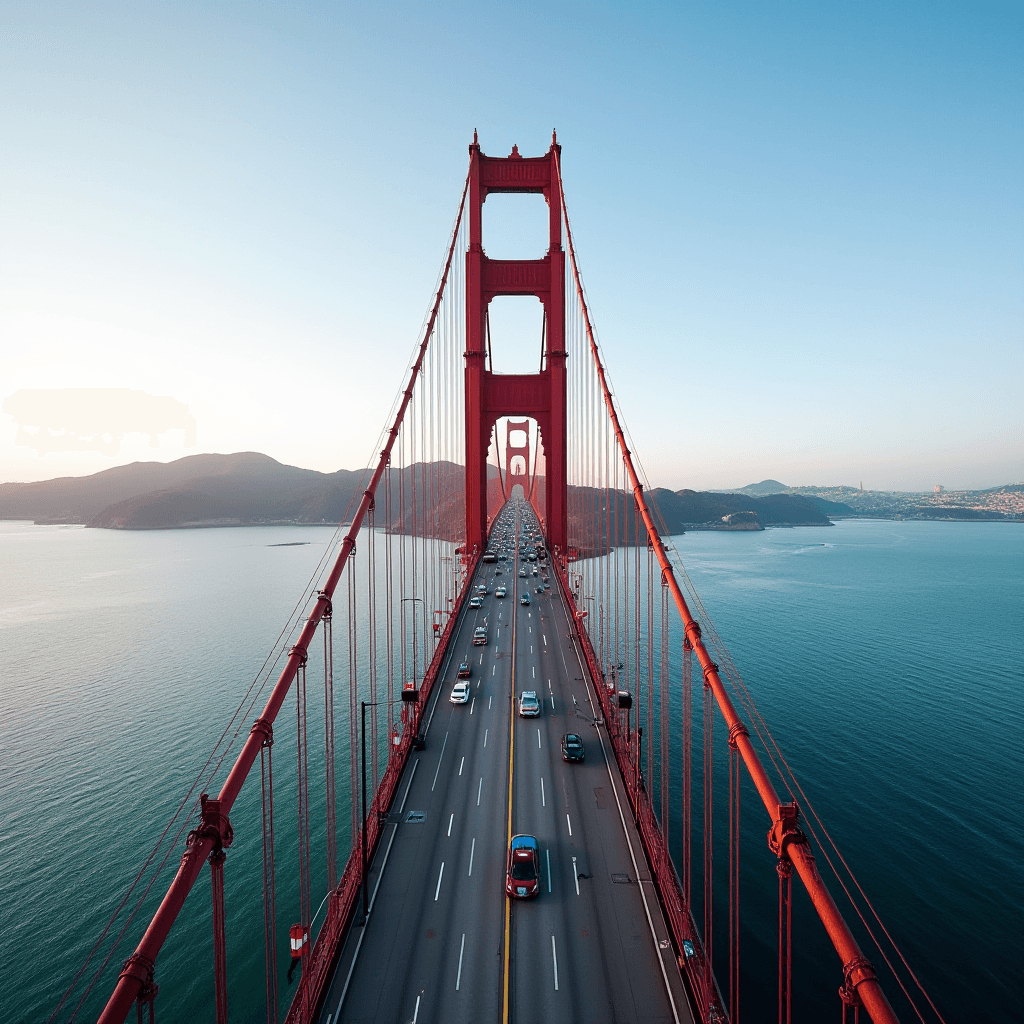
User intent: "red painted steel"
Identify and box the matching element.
[97,172,472,1024]
[464,137,567,554]
[503,417,533,499]
[553,147,900,1024]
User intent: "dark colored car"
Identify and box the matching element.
[506,834,540,898]
[561,733,585,762]
[457,661,471,679]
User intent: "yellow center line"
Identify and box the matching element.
[502,518,519,1024]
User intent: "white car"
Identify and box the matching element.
[496,586,507,598]
[469,596,483,608]
[518,691,541,717]
[450,682,470,704]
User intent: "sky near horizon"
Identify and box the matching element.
[2,1,1021,492]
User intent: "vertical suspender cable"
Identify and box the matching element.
[682,636,692,911]
[729,733,741,1023]
[323,607,337,892]
[779,857,793,1024]
[260,732,277,1024]
[703,669,714,996]
[295,657,311,967]
[659,576,670,839]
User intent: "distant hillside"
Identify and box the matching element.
[0,453,477,538]
[2,456,845,535]
[726,479,789,497]
[651,489,835,531]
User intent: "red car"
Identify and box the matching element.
[506,834,540,899]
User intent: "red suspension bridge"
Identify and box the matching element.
[56,135,948,1024]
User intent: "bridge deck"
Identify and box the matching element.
[318,503,692,1024]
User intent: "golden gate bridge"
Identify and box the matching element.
[54,135,946,1024]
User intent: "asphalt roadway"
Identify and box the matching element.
[318,501,693,1024]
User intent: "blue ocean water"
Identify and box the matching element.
[668,520,1024,1021]
[0,518,1020,1022]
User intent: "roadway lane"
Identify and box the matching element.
[507,521,690,1024]
[321,543,514,1024]
[322,500,691,1023]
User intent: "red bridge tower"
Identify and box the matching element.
[464,135,566,553]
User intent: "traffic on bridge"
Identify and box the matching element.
[321,498,689,1024]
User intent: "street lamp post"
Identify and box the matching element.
[360,694,412,925]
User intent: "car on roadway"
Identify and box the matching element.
[469,596,483,609]
[518,691,540,716]
[520,593,531,606]
[473,627,488,646]
[519,568,527,577]
[495,586,506,598]
[495,567,503,575]
[457,661,471,679]
[536,586,544,595]
[476,584,488,594]
[506,834,540,899]
[561,733,585,761]
[531,568,538,576]
[450,682,470,704]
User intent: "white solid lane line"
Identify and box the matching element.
[434,862,444,901]
[456,933,466,991]
[431,732,449,792]
[551,935,559,991]
[468,837,476,876]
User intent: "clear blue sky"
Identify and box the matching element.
[2,0,1021,491]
